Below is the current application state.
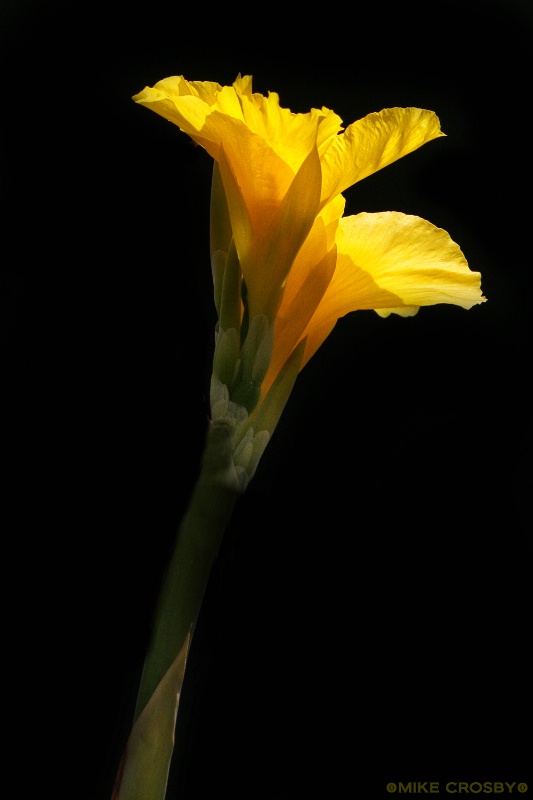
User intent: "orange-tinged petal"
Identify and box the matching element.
[320,108,445,207]
[277,194,345,317]
[266,194,344,377]
[263,244,337,396]
[217,145,254,263]
[215,118,296,227]
[242,145,323,321]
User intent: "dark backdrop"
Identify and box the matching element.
[2,2,531,798]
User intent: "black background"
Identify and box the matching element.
[2,2,532,798]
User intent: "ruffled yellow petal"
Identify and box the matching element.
[339,212,485,309]
[320,108,445,207]
[299,212,485,368]
[133,74,343,161]
[134,76,334,210]
[133,77,222,139]
[235,88,340,174]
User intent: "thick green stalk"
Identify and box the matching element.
[113,420,240,800]
[135,420,240,722]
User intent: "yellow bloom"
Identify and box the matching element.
[133,75,485,486]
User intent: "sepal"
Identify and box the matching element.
[237,337,306,444]
[230,314,273,413]
[210,374,248,428]
[233,428,270,491]
[213,326,241,390]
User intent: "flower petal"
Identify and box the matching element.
[244,144,322,320]
[320,108,445,207]
[280,196,343,309]
[264,244,337,396]
[299,211,485,368]
[217,145,255,266]
[133,77,224,138]
[220,144,322,322]
[235,85,340,174]
[134,76,333,220]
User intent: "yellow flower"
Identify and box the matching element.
[133,75,485,486]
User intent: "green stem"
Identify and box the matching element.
[134,420,240,722]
